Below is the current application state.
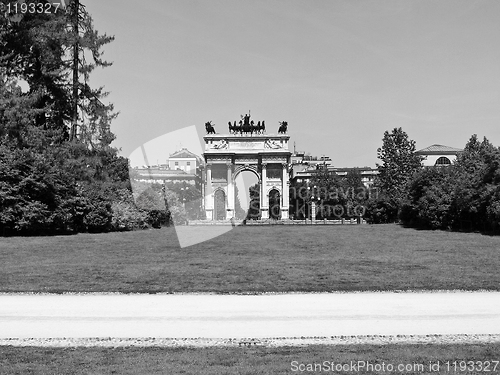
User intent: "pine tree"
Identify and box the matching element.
[0,0,116,148]
[1,1,128,235]
[67,0,117,149]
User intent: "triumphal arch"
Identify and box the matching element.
[203,115,291,220]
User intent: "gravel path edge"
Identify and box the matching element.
[1,334,500,348]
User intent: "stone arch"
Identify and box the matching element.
[203,132,291,220]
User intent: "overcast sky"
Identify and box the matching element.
[86,0,500,167]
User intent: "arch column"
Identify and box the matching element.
[226,163,235,218]
[281,163,289,219]
[204,163,213,220]
[260,163,269,219]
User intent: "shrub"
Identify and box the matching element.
[364,194,399,224]
[400,167,455,229]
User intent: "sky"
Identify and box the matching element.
[85,0,500,168]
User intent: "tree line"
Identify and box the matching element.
[370,128,500,234]
[0,1,191,235]
[1,2,498,236]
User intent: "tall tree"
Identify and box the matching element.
[0,1,128,235]
[0,0,116,149]
[67,0,117,149]
[1,2,72,146]
[451,135,498,231]
[376,127,422,201]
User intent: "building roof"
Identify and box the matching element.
[169,148,201,160]
[415,144,463,154]
[135,168,192,176]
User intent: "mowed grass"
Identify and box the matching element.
[0,224,499,293]
[1,344,499,375]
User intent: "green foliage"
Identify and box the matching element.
[163,181,202,220]
[110,189,148,231]
[0,143,73,235]
[289,166,369,220]
[247,183,260,219]
[0,2,143,236]
[400,134,500,233]
[363,190,399,224]
[364,127,423,223]
[376,127,422,201]
[400,167,456,229]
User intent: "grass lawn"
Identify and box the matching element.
[0,224,499,293]
[1,344,499,374]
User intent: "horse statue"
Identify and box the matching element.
[278,121,288,134]
[205,121,216,134]
[258,120,265,134]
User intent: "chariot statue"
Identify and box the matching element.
[228,113,265,135]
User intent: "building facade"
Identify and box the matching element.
[133,148,203,186]
[415,144,463,167]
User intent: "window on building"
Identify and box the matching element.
[435,157,451,166]
[175,162,178,166]
[187,162,190,166]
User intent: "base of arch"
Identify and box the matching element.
[205,209,213,221]
[205,209,237,221]
[261,208,290,219]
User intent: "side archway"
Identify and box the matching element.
[214,189,226,220]
[268,188,281,219]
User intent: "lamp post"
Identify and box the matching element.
[311,185,318,222]
[179,184,188,224]
[306,185,311,223]
[180,184,188,212]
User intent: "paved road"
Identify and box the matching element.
[0,292,499,338]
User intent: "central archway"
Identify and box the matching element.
[234,169,260,220]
